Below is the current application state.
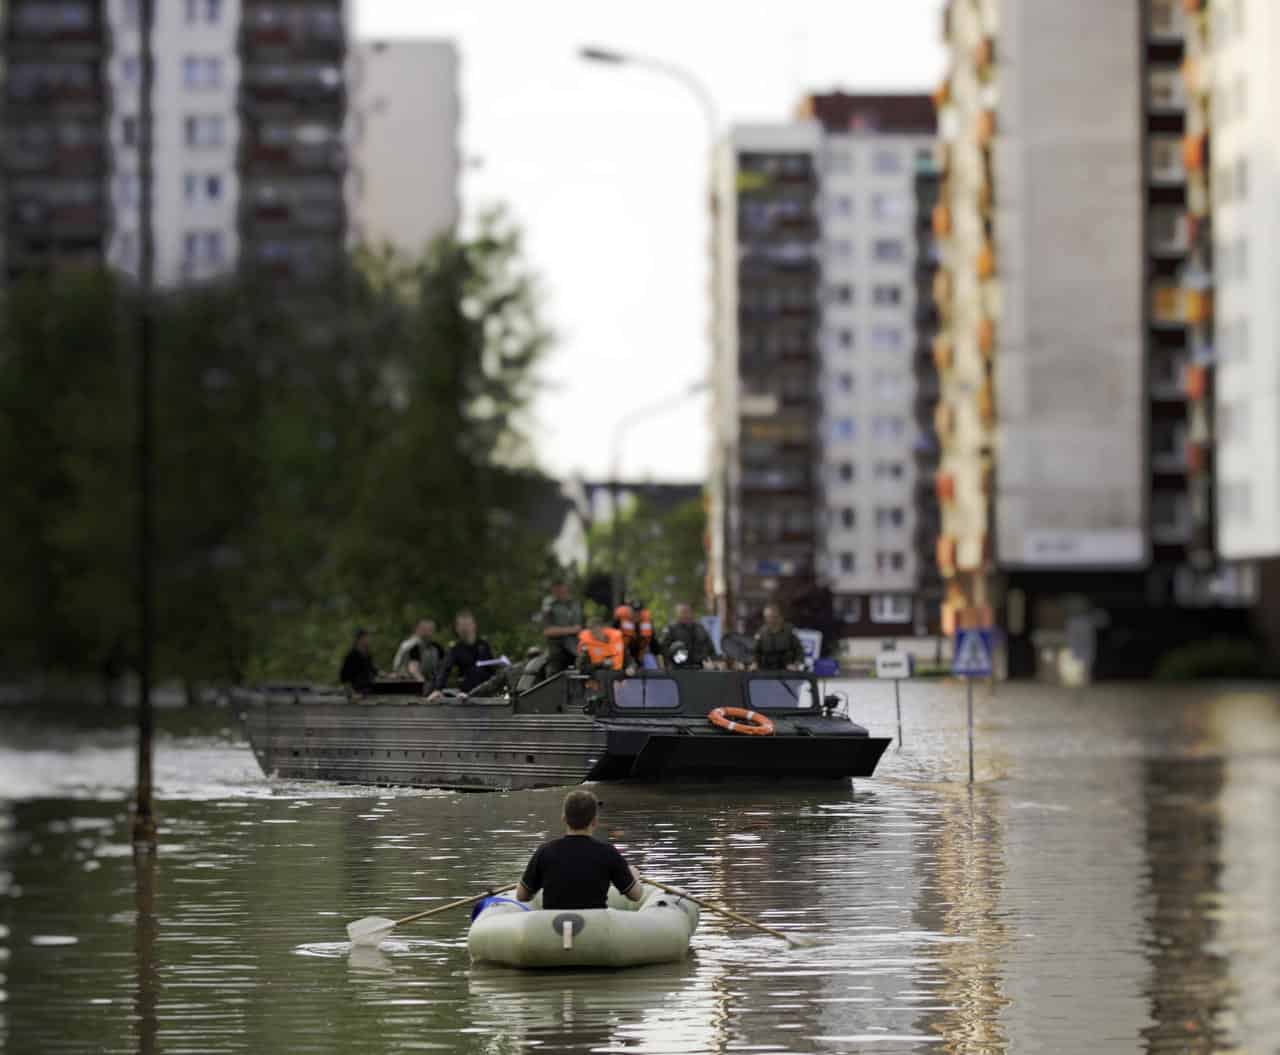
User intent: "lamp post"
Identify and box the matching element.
[578,46,719,141]
[608,381,708,606]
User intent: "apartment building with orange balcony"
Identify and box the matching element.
[931,0,1252,678]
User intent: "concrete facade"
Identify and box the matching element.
[350,39,460,256]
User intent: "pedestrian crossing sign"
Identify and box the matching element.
[952,629,994,677]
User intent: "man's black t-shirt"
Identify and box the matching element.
[520,834,637,910]
[432,638,495,693]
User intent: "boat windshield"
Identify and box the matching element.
[612,677,680,710]
[748,678,816,710]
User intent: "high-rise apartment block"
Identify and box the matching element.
[1,2,460,291]
[709,95,938,640]
[931,0,1252,676]
[2,0,113,284]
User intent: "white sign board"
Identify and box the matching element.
[795,628,823,672]
[875,652,913,680]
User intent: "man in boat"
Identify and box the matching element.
[391,618,444,682]
[466,646,549,699]
[516,789,643,910]
[752,603,807,671]
[616,600,658,669]
[541,578,583,677]
[338,628,378,692]
[577,614,627,673]
[427,610,497,699]
[657,603,720,669]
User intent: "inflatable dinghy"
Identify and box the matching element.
[467,883,699,968]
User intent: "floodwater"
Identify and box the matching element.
[1,682,1278,1055]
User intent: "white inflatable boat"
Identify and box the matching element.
[467,883,699,969]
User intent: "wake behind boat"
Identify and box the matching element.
[233,668,890,791]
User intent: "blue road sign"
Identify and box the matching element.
[952,629,994,678]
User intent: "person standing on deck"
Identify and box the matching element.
[541,578,583,677]
[516,790,643,910]
[657,603,720,669]
[577,615,627,673]
[339,629,378,692]
[427,610,496,698]
[392,619,444,682]
[752,603,806,671]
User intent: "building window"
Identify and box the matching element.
[875,551,907,573]
[122,115,139,147]
[117,173,139,207]
[836,329,855,351]
[872,416,906,441]
[837,462,855,483]
[184,230,225,265]
[829,284,854,305]
[872,284,903,306]
[122,56,140,84]
[186,0,223,23]
[826,148,851,173]
[873,460,905,481]
[185,114,225,147]
[872,238,905,263]
[829,239,853,260]
[874,507,906,531]
[872,149,902,174]
[183,56,223,90]
[830,194,853,218]
[871,192,907,220]
[184,171,224,204]
[871,326,903,353]
[839,507,856,530]
[831,417,857,441]
[836,372,854,394]
[870,594,911,623]
[835,596,862,623]
[839,552,856,574]
[1233,236,1248,280]
[872,372,905,400]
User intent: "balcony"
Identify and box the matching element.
[977,316,996,359]
[1182,132,1208,174]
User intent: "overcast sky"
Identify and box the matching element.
[356,0,946,483]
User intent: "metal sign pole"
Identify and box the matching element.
[966,677,974,784]
[894,680,903,748]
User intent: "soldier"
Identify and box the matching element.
[541,578,583,677]
[752,603,806,671]
[467,646,549,700]
[657,603,719,669]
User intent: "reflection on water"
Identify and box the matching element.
[0,683,1277,1053]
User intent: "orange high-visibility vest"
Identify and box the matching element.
[636,609,654,655]
[578,627,624,670]
[614,605,636,644]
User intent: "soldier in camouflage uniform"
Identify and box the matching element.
[752,603,806,671]
[541,579,583,676]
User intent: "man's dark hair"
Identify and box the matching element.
[563,789,598,830]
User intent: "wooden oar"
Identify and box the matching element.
[643,878,820,948]
[347,884,517,947]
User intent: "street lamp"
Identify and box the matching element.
[577,46,719,139]
[607,380,709,607]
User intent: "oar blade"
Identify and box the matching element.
[785,932,823,948]
[347,916,396,947]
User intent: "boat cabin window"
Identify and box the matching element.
[612,677,680,710]
[748,678,816,710]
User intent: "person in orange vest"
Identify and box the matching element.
[631,600,657,669]
[577,614,626,673]
[613,603,637,659]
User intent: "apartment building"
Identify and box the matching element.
[2,0,112,284]
[1200,0,1280,641]
[709,96,938,638]
[932,0,1251,677]
[350,39,460,255]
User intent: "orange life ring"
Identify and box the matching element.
[708,707,775,736]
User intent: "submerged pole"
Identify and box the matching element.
[132,0,157,848]
[966,678,974,784]
[894,679,903,748]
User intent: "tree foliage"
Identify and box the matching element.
[0,212,561,685]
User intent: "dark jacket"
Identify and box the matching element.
[753,623,805,670]
[339,647,378,691]
[433,637,496,693]
[657,620,717,667]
